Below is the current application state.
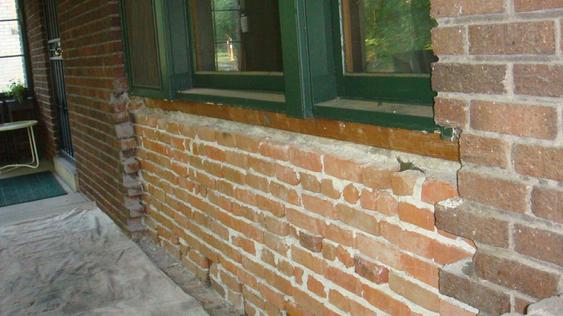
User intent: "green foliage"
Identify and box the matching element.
[5,80,26,103]
[360,0,436,72]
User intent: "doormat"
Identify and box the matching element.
[0,172,66,207]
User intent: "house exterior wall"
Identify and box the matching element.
[20,0,562,315]
[431,1,563,314]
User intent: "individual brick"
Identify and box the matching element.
[531,186,563,224]
[299,231,324,253]
[354,255,389,284]
[514,0,563,12]
[470,101,557,140]
[432,26,465,55]
[389,273,440,312]
[431,0,505,17]
[361,164,395,189]
[514,225,563,267]
[289,147,322,172]
[513,144,563,181]
[421,179,458,205]
[432,63,506,94]
[397,202,435,231]
[342,183,360,204]
[323,155,363,182]
[474,250,560,298]
[460,134,509,168]
[433,97,467,128]
[469,21,555,55]
[458,170,528,213]
[435,199,509,247]
[390,170,423,196]
[514,64,563,98]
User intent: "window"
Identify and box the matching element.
[121,0,440,131]
[0,0,28,91]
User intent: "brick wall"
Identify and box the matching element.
[432,1,563,314]
[134,107,478,315]
[51,0,143,233]
[21,0,58,159]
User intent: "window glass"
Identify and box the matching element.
[190,0,283,72]
[0,0,26,91]
[341,0,436,74]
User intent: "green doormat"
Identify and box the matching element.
[0,172,67,207]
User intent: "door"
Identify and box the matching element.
[44,0,73,159]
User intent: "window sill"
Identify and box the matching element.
[177,88,285,112]
[314,98,436,131]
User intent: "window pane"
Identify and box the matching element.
[191,0,283,72]
[0,0,18,20]
[341,0,437,74]
[0,56,26,91]
[0,20,23,56]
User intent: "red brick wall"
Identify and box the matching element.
[21,0,58,159]
[432,1,563,314]
[134,108,478,315]
[52,0,143,233]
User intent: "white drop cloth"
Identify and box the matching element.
[0,206,208,316]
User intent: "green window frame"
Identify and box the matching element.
[120,0,440,132]
[0,0,32,93]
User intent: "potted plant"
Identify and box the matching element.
[5,80,26,104]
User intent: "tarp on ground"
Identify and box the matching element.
[0,206,208,316]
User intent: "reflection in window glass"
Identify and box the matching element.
[341,0,437,74]
[0,0,26,91]
[191,0,283,72]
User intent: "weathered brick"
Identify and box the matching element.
[440,260,511,315]
[390,170,423,196]
[342,183,360,204]
[514,0,563,12]
[514,225,563,267]
[289,147,322,172]
[323,155,363,182]
[299,231,324,253]
[514,64,563,98]
[513,144,563,181]
[531,186,563,224]
[431,0,505,17]
[469,21,555,55]
[435,199,509,247]
[474,250,560,298]
[361,164,395,189]
[398,202,435,231]
[354,255,389,284]
[459,170,528,213]
[470,101,557,139]
[460,134,509,168]
[434,97,468,128]
[432,26,465,55]
[432,63,506,94]
[421,179,458,205]
[307,275,326,298]
[389,273,440,312]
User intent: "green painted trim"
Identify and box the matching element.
[313,101,438,131]
[193,73,284,91]
[15,0,32,90]
[176,91,285,113]
[279,0,312,118]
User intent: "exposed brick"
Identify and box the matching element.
[389,273,440,312]
[432,26,465,55]
[342,184,360,204]
[320,179,341,200]
[390,170,422,196]
[513,144,563,181]
[434,97,468,128]
[398,202,435,231]
[307,275,326,298]
[469,21,555,55]
[474,250,560,298]
[460,134,509,168]
[431,0,505,17]
[432,63,506,94]
[435,200,509,247]
[323,155,363,182]
[361,164,395,189]
[459,170,528,213]
[514,0,563,12]
[335,204,380,236]
[531,186,563,224]
[440,261,511,315]
[354,255,389,284]
[470,101,557,140]
[421,179,458,205]
[514,64,563,98]
[299,231,324,253]
[514,225,563,266]
[289,147,322,172]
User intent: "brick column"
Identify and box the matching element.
[432,0,563,314]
